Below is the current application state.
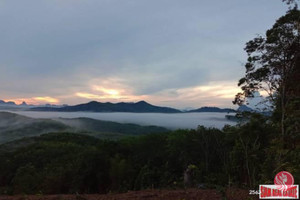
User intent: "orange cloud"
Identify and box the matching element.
[180,82,241,99]
[4,96,59,105]
[92,86,121,98]
[76,92,105,99]
[78,80,134,100]
[144,81,242,108]
[33,97,59,103]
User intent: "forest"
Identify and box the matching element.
[0,109,299,195]
[0,114,296,195]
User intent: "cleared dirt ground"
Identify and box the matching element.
[0,188,258,200]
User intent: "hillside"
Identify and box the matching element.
[0,112,34,129]
[0,112,169,144]
[0,131,224,195]
[0,130,260,200]
[0,112,70,144]
[56,117,168,135]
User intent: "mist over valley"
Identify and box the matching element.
[11,111,236,130]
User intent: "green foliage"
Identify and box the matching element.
[0,112,299,195]
[0,128,231,194]
[282,0,299,8]
[12,163,40,194]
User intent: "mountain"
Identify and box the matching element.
[0,100,33,111]
[21,101,28,106]
[31,100,182,113]
[187,106,236,113]
[0,100,16,106]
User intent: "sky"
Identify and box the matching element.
[0,0,288,109]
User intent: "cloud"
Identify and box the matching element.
[145,81,242,108]
[0,0,286,107]
[5,96,59,105]
[33,97,59,103]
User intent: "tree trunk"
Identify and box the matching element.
[281,84,285,138]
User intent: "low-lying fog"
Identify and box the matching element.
[11,111,236,130]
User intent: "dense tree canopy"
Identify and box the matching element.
[0,124,277,195]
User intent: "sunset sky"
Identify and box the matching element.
[0,0,287,108]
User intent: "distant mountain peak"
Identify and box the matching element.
[136,100,150,105]
[7,101,16,105]
[87,101,99,104]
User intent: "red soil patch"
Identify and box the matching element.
[0,189,222,200]
[225,187,259,200]
[0,188,259,200]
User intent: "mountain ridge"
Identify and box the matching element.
[30,100,182,113]
[0,100,16,106]
[187,106,236,113]
[30,100,239,113]
[2,99,248,113]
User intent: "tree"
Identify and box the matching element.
[233,9,300,138]
[12,164,40,194]
[282,0,299,7]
